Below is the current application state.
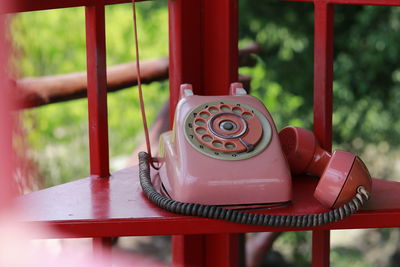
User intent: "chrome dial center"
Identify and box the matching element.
[220,121,237,132]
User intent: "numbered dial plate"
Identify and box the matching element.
[184,100,272,160]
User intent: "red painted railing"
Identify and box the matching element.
[2,0,400,266]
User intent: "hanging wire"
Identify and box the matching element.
[132,0,159,170]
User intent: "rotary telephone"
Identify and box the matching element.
[138,82,372,227]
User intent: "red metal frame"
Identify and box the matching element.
[85,3,110,178]
[312,2,334,265]
[168,1,241,265]
[0,13,18,210]
[168,0,238,122]
[85,2,112,254]
[3,0,400,266]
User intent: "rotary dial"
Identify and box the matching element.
[184,100,272,160]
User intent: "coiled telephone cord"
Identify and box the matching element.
[139,152,370,227]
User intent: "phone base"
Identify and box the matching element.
[154,172,291,210]
[158,126,292,206]
[156,88,292,207]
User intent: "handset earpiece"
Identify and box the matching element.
[279,126,372,209]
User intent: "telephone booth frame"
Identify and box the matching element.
[2,0,400,266]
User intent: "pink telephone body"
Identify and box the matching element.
[158,83,292,207]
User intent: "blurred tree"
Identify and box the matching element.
[11,2,169,186]
[239,2,400,147]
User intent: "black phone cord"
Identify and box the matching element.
[139,152,370,227]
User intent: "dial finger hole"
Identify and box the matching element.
[195,119,206,126]
[242,112,253,119]
[199,112,210,119]
[202,135,213,142]
[232,107,242,114]
[208,106,219,114]
[225,142,236,150]
[212,140,223,148]
[220,105,231,112]
[196,127,207,134]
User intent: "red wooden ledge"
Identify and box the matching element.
[16,165,400,239]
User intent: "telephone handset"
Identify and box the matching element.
[139,82,372,227]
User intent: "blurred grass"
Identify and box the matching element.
[12,2,169,186]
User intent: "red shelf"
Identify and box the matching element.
[16,165,400,239]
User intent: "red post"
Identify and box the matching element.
[85,2,110,178]
[173,235,206,266]
[313,1,334,151]
[169,0,241,266]
[0,11,18,212]
[168,0,202,124]
[312,1,334,266]
[173,234,244,267]
[202,0,239,96]
[205,234,244,267]
[168,0,239,122]
[312,230,331,267]
[85,1,112,257]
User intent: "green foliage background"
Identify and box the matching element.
[11,1,400,266]
[240,3,400,145]
[12,2,169,186]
